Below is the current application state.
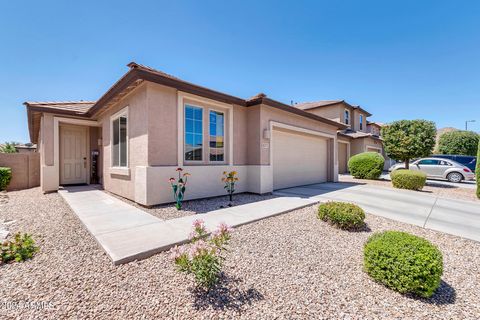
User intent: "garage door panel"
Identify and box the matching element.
[273,129,328,190]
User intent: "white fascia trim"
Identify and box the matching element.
[365,145,382,151]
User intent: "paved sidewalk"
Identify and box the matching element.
[59,186,317,265]
[274,182,480,242]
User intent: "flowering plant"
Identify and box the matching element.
[169,168,190,210]
[222,171,239,204]
[170,219,233,289]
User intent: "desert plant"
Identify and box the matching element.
[348,152,385,179]
[0,142,18,153]
[1,233,39,263]
[170,220,233,289]
[169,168,190,210]
[222,171,239,204]
[382,120,436,169]
[438,130,479,156]
[317,201,365,230]
[0,167,12,191]
[391,169,427,191]
[364,231,443,298]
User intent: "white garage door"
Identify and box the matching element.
[272,129,328,190]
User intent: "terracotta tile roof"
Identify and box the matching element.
[294,100,344,110]
[23,101,95,115]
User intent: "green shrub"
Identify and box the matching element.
[364,231,443,298]
[318,201,365,230]
[348,152,385,179]
[0,167,12,191]
[438,130,479,156]
[1,233,39,263]
[391,170,426,191]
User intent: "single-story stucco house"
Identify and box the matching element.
[25,62,350,206]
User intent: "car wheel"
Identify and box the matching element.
[447,172,463,183]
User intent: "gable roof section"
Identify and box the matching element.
[24,62,348,142]
[24,101,95,116]
[246,94,347,129]
[295,100,372,117]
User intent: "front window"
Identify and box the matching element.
[344,109,350,125]
[209,110,224,161]
[184,105,203,161]
[359,115,364,130]
[112,114,128,167]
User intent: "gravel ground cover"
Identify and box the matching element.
[1,187,479,319]
[106,191,276,220]
[339,175,479,202]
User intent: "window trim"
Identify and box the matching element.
[184,103,204,163]
[208,108,226,163]
[110,106,129,169]
[344,109,350,125]
[359,114,364,130]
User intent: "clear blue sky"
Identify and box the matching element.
[1,0,479,143]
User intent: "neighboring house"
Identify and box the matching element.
[15,144,37,153]
[25,62,347,206]
[294,100,386,173]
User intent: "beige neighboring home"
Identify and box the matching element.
[294,100,386,173]
[25,62,347,206]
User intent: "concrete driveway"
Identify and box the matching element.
[274,182,480,242]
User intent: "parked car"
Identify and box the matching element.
[432,154,476,173]
[389,157,475,183]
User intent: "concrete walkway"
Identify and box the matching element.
[274,182,480,242]
[59,186,317,265]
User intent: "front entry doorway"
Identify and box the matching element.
[60,125,88,185]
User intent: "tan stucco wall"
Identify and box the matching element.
[99,83,148,201]
[258,104,339,165]
[0,153,40,190]
[305,104,342,123]
[350,137,383,156]
[146,82,178,166]
[233,105,248,165]
[352,109,368,132]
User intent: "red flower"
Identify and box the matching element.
[169,178,175,183]
[176,167,183,172]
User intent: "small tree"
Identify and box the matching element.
[381,120,436,169]
[438,131,479,156]
[0,142,18,153]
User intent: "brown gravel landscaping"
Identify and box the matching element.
[106,191,276,220]
[1,187,480,319]
[339,175,479,202]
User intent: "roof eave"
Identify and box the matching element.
[247,97,348,130]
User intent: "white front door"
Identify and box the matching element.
[60,125,88,185]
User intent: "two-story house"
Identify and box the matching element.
[294,100,385,174]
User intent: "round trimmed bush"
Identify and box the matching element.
[0,167,12,191]
[318,201,365,230]
[348,152,385,179]
[391,169,426,191]
[364,231,443,298]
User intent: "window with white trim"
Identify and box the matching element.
[209,110,225,162]
[184,105,203,161]
[359,114,364,130]
[112,112,128,167]
[344,109,350,125]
